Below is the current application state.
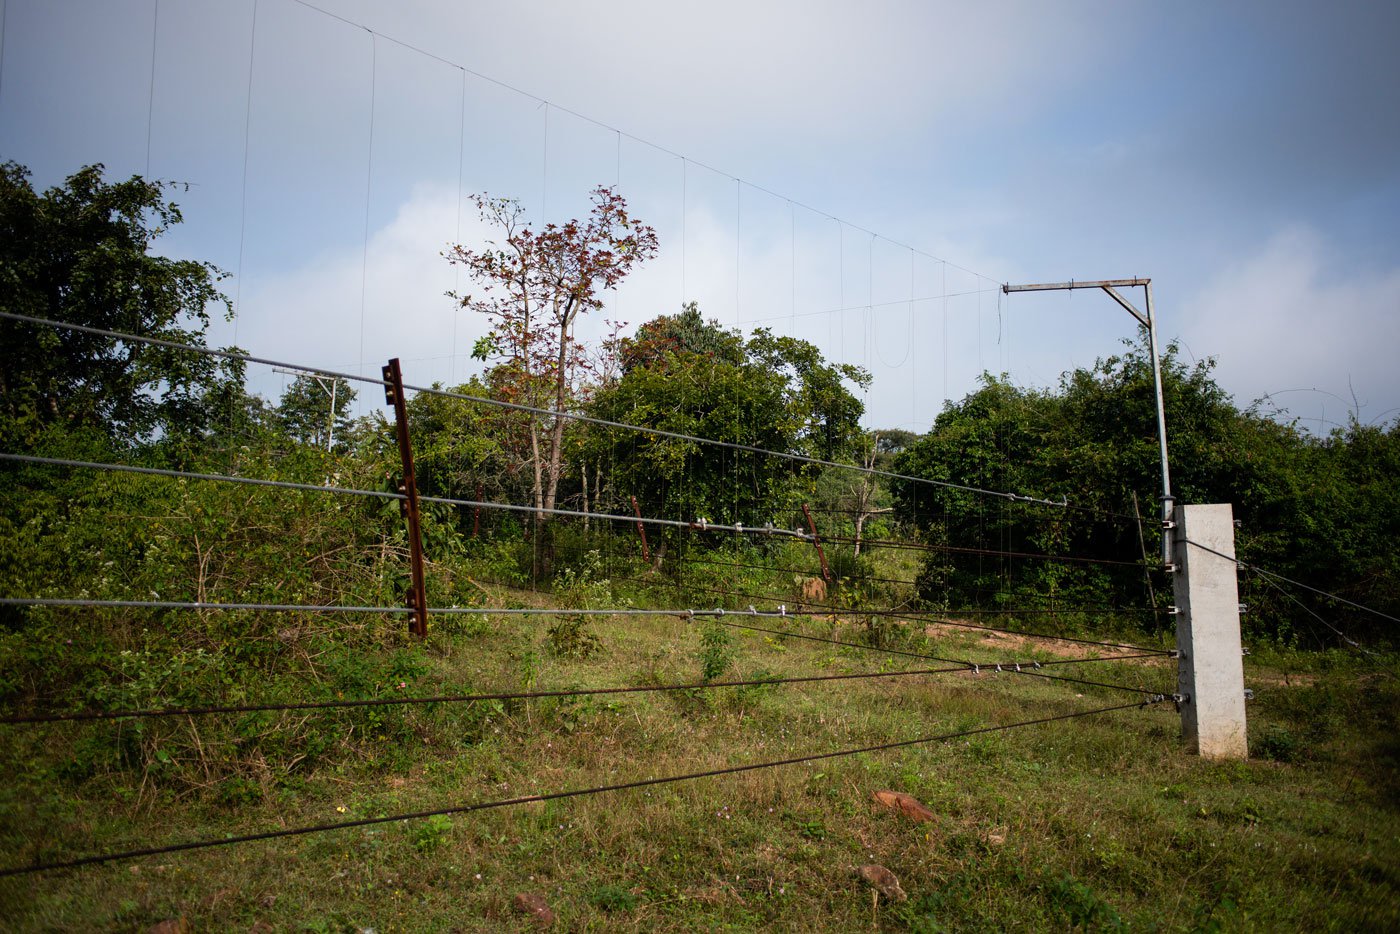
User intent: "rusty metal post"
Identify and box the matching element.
[630,495,651,563]
[801,502,832,584]
[382,358,428,638]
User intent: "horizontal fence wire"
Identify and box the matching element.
[819,531,1146,568]
[0,453,809,541]
[0,311,1142,521]
[0,697,1169,877]
[606,574,1170,653]
[0,590,1174,665]
[0,649,1168,725]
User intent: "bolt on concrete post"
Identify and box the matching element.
[1172,504,1248,759]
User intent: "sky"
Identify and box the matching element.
[2,0,1398,434]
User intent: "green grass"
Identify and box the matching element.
[1,586,1397,931]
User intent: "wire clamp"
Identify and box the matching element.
[1014,663,1022,672]
[735,522,743,534]
[1032,661,1042,670]
[715,607,724,616]
[1243,689,1255,701]
[686,609,696,620]
[1241,647,1251,656]
[763,521,775,535]
[1168,649,1181,658]
[995,664,1003,673]
[1238,603,1248,614]
[748,605,757,615]
[971,664,980,675]
[779,604,787,616]
[1167,605,1180,616]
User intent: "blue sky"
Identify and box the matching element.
[3,0,1398,433]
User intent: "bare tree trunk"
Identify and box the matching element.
[581,460,590,533]
[543,308,573,514]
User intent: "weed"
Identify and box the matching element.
[411,814,453,853]
[1253,724,1301,762]
[587,883,640,913]
[698,620,734,682]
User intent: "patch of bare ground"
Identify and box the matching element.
[921,619,1162,660]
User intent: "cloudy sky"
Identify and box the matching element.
[3,0,1398,433]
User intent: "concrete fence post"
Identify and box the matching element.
[1172,503,1248,759]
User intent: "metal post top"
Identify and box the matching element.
[1002,278,1151,293]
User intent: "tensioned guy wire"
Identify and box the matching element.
[0,697,1167,877]
[1183,538,1400,627]
[282,1,989,283]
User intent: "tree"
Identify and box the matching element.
[447,187,658,522]
[587,307,869,543]
[277,374,356,451]
[0,162,242,447]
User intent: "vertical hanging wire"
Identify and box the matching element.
[144,0,159,178]
[233,0,260,350]
[0,0,9,105]
[735,178,741,323]
[790,201,796,333]
[865,232,874,405]
[834,219,842,357]
[941,260,948,405]
[909,247,916,431]
[357,30,377,408]
[540,101,548,220]
[450,67,466,385]
[681,156,687,308]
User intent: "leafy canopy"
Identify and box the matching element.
[0,162,242,447]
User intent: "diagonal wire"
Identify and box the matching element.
[0,312,1116,516]
[0,697,1168,877]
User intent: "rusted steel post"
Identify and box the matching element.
[631,495,651,563]
[801,502,832,584]
[382,358,428,638]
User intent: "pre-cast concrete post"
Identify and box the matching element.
[1172,504,1248,759]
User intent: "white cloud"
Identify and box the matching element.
[1179,225,1400,428]
[232,182,481,407]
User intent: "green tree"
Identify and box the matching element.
[891,341,1301,617]
[587,307,869,543]
[0,162,242,447]
[277,374,356,451]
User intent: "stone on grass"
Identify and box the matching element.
[872,789,936,822]
[513,892,555,925]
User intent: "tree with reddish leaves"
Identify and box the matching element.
[447,186,658,525]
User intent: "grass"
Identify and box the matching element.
[1,573,1398,931]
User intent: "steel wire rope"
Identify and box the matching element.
[673,553,1164,614]
[0,310,1143,521]
[0,600,1168,725]
[0,664,977,725]
[816,530,1144,568]
[0,453,809,542]
[1182,538,1400,628]
[607,573,1168,653]
[0,696,1169,877]
[0,647,1166,728]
